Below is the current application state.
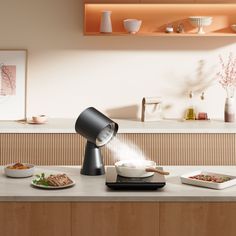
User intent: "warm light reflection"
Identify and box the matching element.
[86,3,236,10]
[85,4,236,35]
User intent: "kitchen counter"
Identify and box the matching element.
[2,165,236,236]
[1,118,236,133]
[1,165,236,202]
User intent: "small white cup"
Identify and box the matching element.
[123,19,142,34]
[32,115,47,123]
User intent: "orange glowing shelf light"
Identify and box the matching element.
[84,4,236,37]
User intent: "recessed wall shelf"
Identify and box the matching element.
[85,32,236,37]
[84,4,236,37]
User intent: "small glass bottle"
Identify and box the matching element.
[185,91,196,120]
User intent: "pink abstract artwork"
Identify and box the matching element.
[0,65,16,96]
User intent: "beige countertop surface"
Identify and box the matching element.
[0,118,236,133]
[1,166,236,202]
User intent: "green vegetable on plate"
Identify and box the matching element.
[32,173,50,186]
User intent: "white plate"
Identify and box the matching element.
[31,179,75,189]
[180,170,236,190]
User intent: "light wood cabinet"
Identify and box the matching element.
[71,202,159,236]
[0,203,71,236]
[1,202,236,236]
[160,202,236,236]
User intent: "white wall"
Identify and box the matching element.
[0,0,235,120]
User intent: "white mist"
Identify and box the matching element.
[106,137,147,163]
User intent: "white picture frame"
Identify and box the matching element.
[0,50,27,120]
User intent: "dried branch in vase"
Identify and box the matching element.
[216,53,236,98]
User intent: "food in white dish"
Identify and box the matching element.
[32,173,74,187]
[115,160,156,178]
[189,174,231,183]
[47,174,73,186]
[4,163,35,178]
[118,160,153,168]
[181,171,236,189]
[7,162,31,170]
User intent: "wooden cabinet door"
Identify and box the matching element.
[160,202,236,236]
[0,203,71,236]
[72,202,159,236]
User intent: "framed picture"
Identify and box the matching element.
[0,50,27,120]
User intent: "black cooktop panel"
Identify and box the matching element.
[106,166,166,190]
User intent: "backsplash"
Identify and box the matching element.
[0,0,235,119]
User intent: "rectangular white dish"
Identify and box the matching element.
[180,170,236,190]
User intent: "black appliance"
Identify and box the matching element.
[106,167,166,190]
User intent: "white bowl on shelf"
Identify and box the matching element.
[188,16,213,34]
[231,24,236,32]
[123,19,142,34]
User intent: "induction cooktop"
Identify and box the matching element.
[106,167,166,190]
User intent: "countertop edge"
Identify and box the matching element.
[1,196,236,202]
[1,119,236,133]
